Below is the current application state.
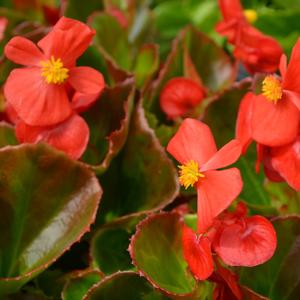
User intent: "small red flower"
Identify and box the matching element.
[213,203,277,267]
[182,202,277,281]
[216,0,283,73]
[167,118,243,233]
[16,114,89,160]
[4,17,105,127]
[160,77,206,119]
[236,41,300,147]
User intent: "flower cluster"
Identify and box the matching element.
[236,39,300,191]
[4,17,105,159]
[167,118,276,281]
[216,0,283,73]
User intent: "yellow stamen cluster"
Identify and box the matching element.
[40,56,69,84]
[178,160,205,189]
[262,75,282,103]
[243,9,258,24]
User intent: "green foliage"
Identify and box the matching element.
[130,213,197,295]
[0,144,101,294]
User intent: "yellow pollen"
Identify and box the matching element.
[243,9,258,24]
[178,160,205,189]
[40,56,69,84]
[262,75,282,103]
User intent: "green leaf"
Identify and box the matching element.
[84,271,168,299]
[91,227,133,274]
[129,212,197,295]
[82,81,135,173]
[97,101,179,223]
[62,270,103,300]
[64,0,103,21]
[0,122,18,148]
[240,216,300,299]
[0,144,102,294]
[91,215,144,274]
[89,12,132,71]
[134,44,159,90]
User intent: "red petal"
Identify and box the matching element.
[159,77,205,119]
[68,67,105,95]
[215,19,239,44]
[38,17,95,66]
[213,215,277,267]
[4,68,72,126]
[197,168,243,233]
[270,135,300,191]
[214,260,242,300]
[16,114,89,160]
[182,224,214,281]
[5,36,45,66]
[200,139,241,172]
[279,54,287,77]
[251,94,299,146]
[282,38,300,93]
[167,118,217,165]
[235,92,254,154]
[71,91,101,113]
[234,25,282,74]
[283,90,300,111]
[218,0,244,21]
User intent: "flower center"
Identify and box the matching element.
[40,56,69,84]
[243,9,258,24]
[262,75,282,103]
[178,160,205,189]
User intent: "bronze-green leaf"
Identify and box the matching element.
[97,101,179,223]
[0,122,17,148]
[0,144,102,294]
[82,81,135,173]
[129,212,197,295]
[83,271,168,300]
[62,269,103,300]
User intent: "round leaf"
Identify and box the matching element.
[0,144,102,294]
[129,212,197,295]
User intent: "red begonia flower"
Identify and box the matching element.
[4,17,105,127]
[182,224,214,280]
[233,25,283,74]
[216,0,282,74]
[167,118,243,233]
[15,114,89,160]
[236,44,300,147]
[0,17,8,42]
[213,203,277,267]
[160,77,206,119]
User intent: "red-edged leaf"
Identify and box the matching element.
[0,144,101,294]
[129,212,197,295]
